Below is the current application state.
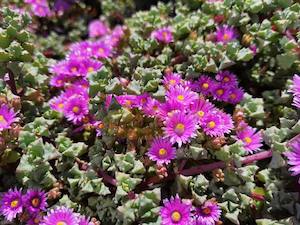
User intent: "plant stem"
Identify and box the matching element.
[98,169,117,186]
[180,150,273,176]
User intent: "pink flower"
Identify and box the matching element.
[151,27,174,44]
[215,25,237,44]
[194,75,215,96]
[235,124,263,154]
[163,111,198,146]
[88,20,110,38]
[161,195,191,225]
[166,85,198,107]
[63,96,89,124]
[147,137,176,165]
[0,104,17,131]
[201,110,233,137]
[190,98,215,125]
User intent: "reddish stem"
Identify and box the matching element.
[98,169,117,186]
[181,150,273,176]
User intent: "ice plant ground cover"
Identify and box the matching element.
[1,0,300,224]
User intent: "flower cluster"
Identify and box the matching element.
[160,195,221,225]
[24,0,51,17]
[0,188,47,223]
[192,71,244,104]
[0,188,92,224]
[290,74,300,108]
[115,71,235,164]
[50,24,125,128]
[0,104,18,132]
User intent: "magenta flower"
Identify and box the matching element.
[235,125,263,154]
[191,201,222,225]
[41,206,78,225]
[166,85,198,107]
[49,96,65,113]
[106,25,125,47]
[27,212,43,225]
[215,71,238,87]
[194,75,215,96]
[161,195,191,225]
[190,98,215,124]
[115,95,139,109]
[147,137,176,165]
[215,25,237,44]
[163,111,198,146]
[91,41,112,59]
[163,73,183,89]
[68,41,94,59]
[0,104,17,131]
[136,93,151,108]
[50,74,68,87]
[151,27,174,44]
[286,136,300,182]
[0,188,23,221]
[32,4,51,17]
[88,20,110,38]
[64,96,89,124]
[158,100,185,120]
[23,189,47,214]
[201,110,233,137]
[92,121,104,137]
[211,83,231,102]
[78,215,93,225]
[227,87,244,104]
[290,74,300,108]
[142,98,162,117]
[82,59,103,74]
[25,0,51,17]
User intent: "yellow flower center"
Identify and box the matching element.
[197,110,205,117]
[175,123,185,134]
[230,93,236,99]
[33,218,40,224]
[162,31,168,40]
[88,67,94,72]
[57,222,67,225]
[158,148,167,156]
[208,121,216,128]
[171,211,181,222]
[125,100,131,106]
[223,77,230,82]
[244,137,252,144]
[98,48,104,54]
[202,83,209,89]
[217,89,224,96]
[10,200,18,208]
[177,95,184,101]
[58,103,64,109]
[169,79,176,85]
[72,106,80,113]
[0,115,5,122]
[153,105,158,111]
[31,198,40,207]
[202,207,212,215]
[71,67,78,72]
[223,33,230,40]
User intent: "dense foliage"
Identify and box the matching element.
[1,0,300,224]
